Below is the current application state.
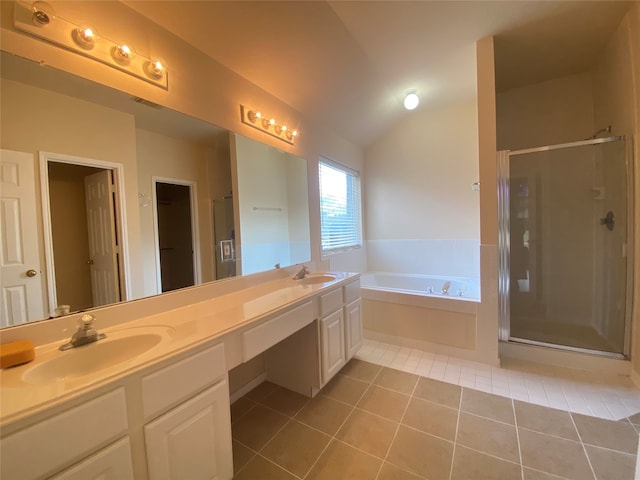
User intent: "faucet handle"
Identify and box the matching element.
[79,314,95,329]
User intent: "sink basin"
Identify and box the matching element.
[22,332,164,385]
[298,274,337,285]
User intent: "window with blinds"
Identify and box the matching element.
[319,158,362,255]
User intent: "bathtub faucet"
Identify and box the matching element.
[441,281,451,295]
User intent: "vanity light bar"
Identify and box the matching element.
[14,1,168,89]
[240,105,298,145]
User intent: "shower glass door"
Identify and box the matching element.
[501,137,631,356]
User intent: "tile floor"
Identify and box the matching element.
[231,356,640,480]
[357,339,640,421]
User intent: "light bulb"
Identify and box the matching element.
[73,26,96,48]
[146,58,166,79]
[281,126,287,132]
[269,118,275,126]
[112,44,134,64]
[32,1,55,26]
[403,92,419,110]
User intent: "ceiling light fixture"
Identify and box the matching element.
[241,105,298,145]
[14,1,168,89]
[404,91,419,110]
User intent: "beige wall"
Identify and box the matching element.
[0,0,365,278]
[496,73,595,151]
[136,129,215,297]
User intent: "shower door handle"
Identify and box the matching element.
[600,211,615,231]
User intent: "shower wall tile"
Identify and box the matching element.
[366,239,480,278]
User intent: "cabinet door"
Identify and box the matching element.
[320,309,346,384]
[345,299,362,359]
[51,438,134,480]
[145,380,233,480]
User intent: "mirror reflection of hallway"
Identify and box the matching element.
[47,162,123,312]
[154,182,196,292]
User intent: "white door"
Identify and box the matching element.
[144,381,233,480]
[85,170,120,307]
[0,149,45,326]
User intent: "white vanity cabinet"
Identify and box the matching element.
[318,279,362,385]
[344,279,362,360]
[142,343,233,480]
[0,388,131,480]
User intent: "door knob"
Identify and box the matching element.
[26,269,37,277]
[87,259,94,265]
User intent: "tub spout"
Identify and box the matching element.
[441,281,451,295]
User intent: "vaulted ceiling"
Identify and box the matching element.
[123,1,633,147]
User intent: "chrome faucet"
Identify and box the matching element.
[59,314,106,351]
[293,265,310,280]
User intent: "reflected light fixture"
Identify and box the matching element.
[15,1,168,89]
[241,105,298,145]
[404,91,419,110]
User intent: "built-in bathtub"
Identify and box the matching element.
[360,272,480,354]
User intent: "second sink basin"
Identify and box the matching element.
[22,327,170,386]
[298,274,337,285]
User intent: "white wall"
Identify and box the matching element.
[364,100,480,278]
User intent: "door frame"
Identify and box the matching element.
[151,176,201,294]
[39,152,130,314]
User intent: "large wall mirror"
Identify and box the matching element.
[0,51,311,327]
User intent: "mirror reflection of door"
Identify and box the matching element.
[213,195,236,280]
[47,162,123,313]
[0,149,45,326]
[155,182,196,292]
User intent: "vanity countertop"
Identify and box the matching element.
[0,272,359,428]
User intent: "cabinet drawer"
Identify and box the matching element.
[51,437,134,480]
[1,388,128,480]
[343,279,361,304]
[243,301,313,361]
[143,343,225,420]
[319,288,343,316]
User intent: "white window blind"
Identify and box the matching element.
[319,159,362,254]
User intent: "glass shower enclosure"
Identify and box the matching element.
[498,136,633,356]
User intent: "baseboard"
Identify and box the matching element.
[363,329,500,367]
[499,341,631,375]
[631,368,640,389]
[229,372,267,404]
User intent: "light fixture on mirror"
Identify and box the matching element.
[403,90,419,110]
[241,105,298,145]
[14,1,168,89]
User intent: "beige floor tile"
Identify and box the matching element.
[451,445,522,480]
[295,394,353,435]
[245,381,278,403]
[357,385,410,422]
[413,376,461,408]
[386,425,453,479]
[336,408,398,458]
[373,367,419,395]
[518,428,594,480]
[522,467,571,479]
[260,386,310,417]
[232,455,298,480]
[585,445,637,480]
[627,412,640,426]
[572,412,639,454]
[305,439,382,480]
[232,404,289,450]
[514,400,579,441]
[260,420,331,478]
[231,396,256,424]
[456,413,519,463]
[321,374,369,405]
[461,388,515,424]
[402,397,458,441]
[340,358,383,383]
[232,440,255,473]
[377,462,424,480]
